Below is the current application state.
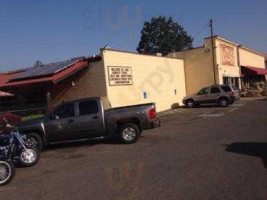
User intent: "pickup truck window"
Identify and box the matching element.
[79,100,99,116]
[54,103,75,119]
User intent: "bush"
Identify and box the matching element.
[0,112,22,133]
[249,81,257,89]
[22,114,44,121]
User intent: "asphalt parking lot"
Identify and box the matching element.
[1,98,267,200]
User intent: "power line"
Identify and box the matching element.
[192,21,210,40]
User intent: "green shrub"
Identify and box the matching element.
[22,114,44,121]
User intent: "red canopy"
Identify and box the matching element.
[0,91,14,97]
[241,66,267,76]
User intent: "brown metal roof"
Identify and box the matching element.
[0,60,89,88]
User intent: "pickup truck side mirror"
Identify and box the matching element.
[48,113,55,120]
[49,114,60,120]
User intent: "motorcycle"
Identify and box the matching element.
[0,118,40,186]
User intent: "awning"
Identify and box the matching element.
[0,91,14,97]
[241,66,267,76]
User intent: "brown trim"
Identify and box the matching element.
[205,35,264,56]
[101,48,183,60]
[238,45,265,57]
[0,81,53,90]
[53,64,88,84]
[205,35,239,46]
[204,35,219,40]
[172,46,206,53]
[87,56,102,62]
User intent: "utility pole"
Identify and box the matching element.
[209,19,216,84]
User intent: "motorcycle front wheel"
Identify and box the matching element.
[0,160,15,186]
[18,149,40,167]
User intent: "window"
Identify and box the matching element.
[54,103,75,119]
[79,100,99,116]
[174,89,177,95]
[231,84,238,91]
[143,92,147,99]
[234,78,239,89]
[210,87,221,94]
[198,87,209,95]
[223,77,229,85]
[221,86,231,92]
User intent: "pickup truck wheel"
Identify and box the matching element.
[119,123,140,144]
[25,133,44,152]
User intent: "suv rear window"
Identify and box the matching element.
[221,86,231,92]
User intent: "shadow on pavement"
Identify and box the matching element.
[179,104,222,109]
[43,136,130,152]
[194,104,222,108]
[257,98,267,101]
[225,142,267,169]
[44,141,99,152]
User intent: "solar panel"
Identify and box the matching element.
[10,57,85,82]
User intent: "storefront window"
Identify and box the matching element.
[223,77,239,89]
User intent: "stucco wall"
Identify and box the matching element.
[102,50,186,112]
[214,38,240,84]
[49,60,107,108]
[169,40,214,95]
[239,47,265,69]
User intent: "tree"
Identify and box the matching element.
[33,60,43,68]
[137,16,193,55]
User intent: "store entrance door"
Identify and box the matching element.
[223,77,240,89]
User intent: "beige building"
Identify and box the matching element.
[47,49,187,112]
[1,37,265,115]
[265,54,267,69]
[168,36,267,95]
[0,49,186,114]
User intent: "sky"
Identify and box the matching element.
[0,0,266,72]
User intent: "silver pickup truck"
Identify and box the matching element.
[18,97,161,151]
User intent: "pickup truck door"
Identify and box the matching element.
[44,102,78,142]
[68,99,105,140]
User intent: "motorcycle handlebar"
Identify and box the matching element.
[2,118,16,129]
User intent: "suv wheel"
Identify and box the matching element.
[219,98,229,107]
[186,99,195,108]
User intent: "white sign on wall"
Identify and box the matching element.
[108,66,133,86]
